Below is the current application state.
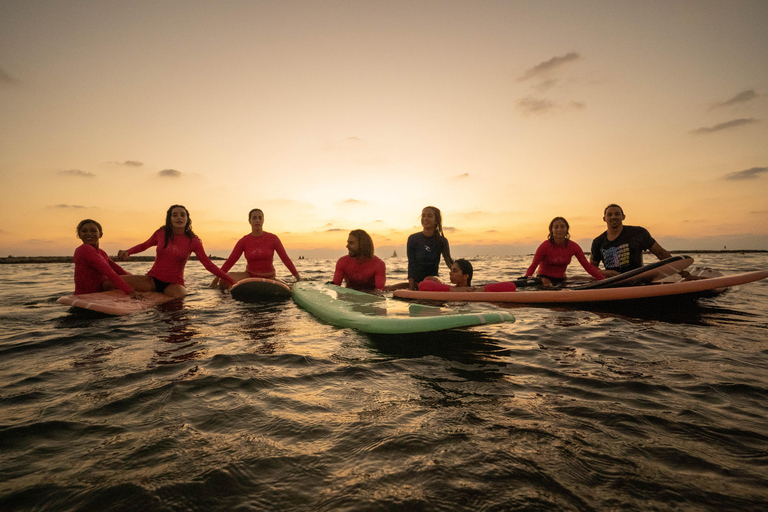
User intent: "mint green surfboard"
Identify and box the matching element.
[292,282,514,334]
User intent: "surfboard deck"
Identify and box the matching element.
[292,282,514,334]
[574,255,694,289]
[230,278,292,302]
[393,271,768,304]
[57,290,175,315]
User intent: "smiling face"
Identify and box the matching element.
[550,219,569,243]
[346,234,360,258]
[77,222,102,248]
[603,206,625,230]
[170,206,188,232]
[421,208,437,231]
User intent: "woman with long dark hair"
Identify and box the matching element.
[404,206,453,290]
[118,205,235,298]
[525,216,604,287]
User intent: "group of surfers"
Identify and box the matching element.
[72,203,675,300]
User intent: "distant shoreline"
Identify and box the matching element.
[1,250,766,264]
[0,255,225,264]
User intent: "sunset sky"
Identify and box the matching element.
[1,0,767,259]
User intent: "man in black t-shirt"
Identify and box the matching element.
[589,204,672,277]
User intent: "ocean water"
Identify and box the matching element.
[1,253,767,511]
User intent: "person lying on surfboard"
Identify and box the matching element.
[73,219,143,300]
[117,205,236,299]
[419,259,517,292]
[589,204,673,278]
[333,229,387,293]
[210,208,302,288]
[525,216,605,288]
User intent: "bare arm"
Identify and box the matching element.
[649,242,672,261]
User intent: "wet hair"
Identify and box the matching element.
[248,208,264,220]
[454,258,473,286]
[162,204,196,247]
[349,229,374,259]
[76,219,103,237]
[547,216,571,244]
[423,205,453,266]
[604,203,624,216]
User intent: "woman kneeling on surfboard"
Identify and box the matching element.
[419,259,517,292]
[73,219,143,299]
[210,208,301,288]
[117,205,236,298]
[525,216,605,288]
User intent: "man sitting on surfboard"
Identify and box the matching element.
[333,230,386,293]
[590,204,672,277]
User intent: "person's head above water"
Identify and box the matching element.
[347,229,374,259]
[450,258,473,286]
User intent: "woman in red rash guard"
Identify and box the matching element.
[73,219,142,299]
[525,216,605,288]
[210,208,301,288]
[117,205,235,298]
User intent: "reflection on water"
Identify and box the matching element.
[0,255,767,511]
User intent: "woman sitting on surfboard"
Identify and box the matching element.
[387,205,454,291]
[419,258,517,292]
[73,219,143,299]
[525,216,605,288]
[117,205,236,298]
[210,208,301,288]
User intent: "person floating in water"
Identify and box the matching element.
[418,258,517,292]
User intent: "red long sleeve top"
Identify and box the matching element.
[525,240,605,280]
[74,243,133,295]
[220,232,298,277]
[126,228,235,286]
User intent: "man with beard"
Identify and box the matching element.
[589,204,672,277]
[333,229,386,292]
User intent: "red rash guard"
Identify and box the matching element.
[126,228,235,286]
[74,243,133,295]
[526,240,605,280]
[333,255,386,291]
[220,232,298,277]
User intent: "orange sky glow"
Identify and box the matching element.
[1,0,767,259]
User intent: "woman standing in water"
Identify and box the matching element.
[525,216,605,287]
[73,219,142,299]
[403,205,453,290]
[117,205,236,298]
[210,208,301,288]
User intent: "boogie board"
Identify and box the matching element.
[230,278,292,302]
[292,282,514,334]
[393,271,768,304]
[57,290,175,315]
[574,255,694,290]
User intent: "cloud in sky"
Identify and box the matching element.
[158,169,181,178]
[724,167,767,181]
[52,204,86,209]
[58,169,95,178]
[111,160,143,167]
[516,96,556,115]
[0,66,20,87]
[690,118,758,134]
[454,173,470,179]
[518,52,581,82]
[341,198,366,205]
[710,89,759,110]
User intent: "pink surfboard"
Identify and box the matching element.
[57,290,175,315]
